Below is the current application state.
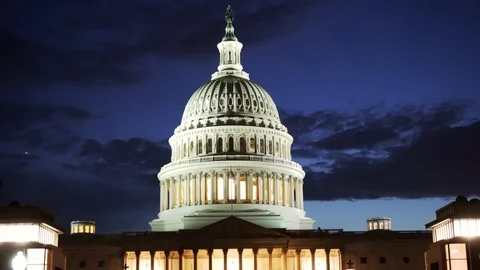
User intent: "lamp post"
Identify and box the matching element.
[12,251,28,270]
[346,259,355,270]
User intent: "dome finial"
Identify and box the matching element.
[223,5,237,41]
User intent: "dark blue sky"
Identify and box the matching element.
[1,0,479,233]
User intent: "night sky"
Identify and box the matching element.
[1,0,479,233]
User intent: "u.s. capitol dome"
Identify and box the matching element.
[150,6,314,231]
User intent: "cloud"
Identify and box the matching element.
[65,138,171,186]
[1,0,318,87]
[0,170,157,233]
[280,101,470,154]
[286,101,480,201]
[0,101,92,153]
[303,121,480,200]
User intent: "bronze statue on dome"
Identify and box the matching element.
[225,5,234,24]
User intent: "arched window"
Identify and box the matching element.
[249,138,256,152]
[198,139,203,154]
[183,143,187,157]
[217,137,223,153]
[260,139,265,154]
[268,140,273,155]
[228,137,234,152]
[206,138,213,154]
[239,137,246,152]
[275,141,279,155]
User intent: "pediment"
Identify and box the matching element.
[181,216,289,240]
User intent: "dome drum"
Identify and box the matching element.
[168,126,293,163]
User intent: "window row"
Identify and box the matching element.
[360,256,410,264]
[172,135,291,161]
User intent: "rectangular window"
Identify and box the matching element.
[445,243,468,270]
[240,179,247,200]
[217,176,224,201]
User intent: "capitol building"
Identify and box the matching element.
[5,5,479,270]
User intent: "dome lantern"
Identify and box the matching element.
[212,5,249,80]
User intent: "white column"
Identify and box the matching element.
[210,171,215,204]
[282,174,287,206]
[185,174,190,206]
[294,178,299,208]
[236,170,240,203]
[265,174,269,204]
[200,172,205,205]
[300,179,304,210]
[247,171,253,202]
[289,176,294,207]
[176,176,181,207]
[223,169,228,203]
[159,182,163,211]
[258,172,263,204]
[168,179,173,209]
[274,173,279,205]
[212,170,217,203]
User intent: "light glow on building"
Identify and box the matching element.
[431,218,480,242]
[0,223,59,246]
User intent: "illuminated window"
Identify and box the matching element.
[217,137,223,153]
[239,137,246,152]
[180,181,185,204]
[445,243,468,270]
[229,174,236,200]
[453,218,480,238]
[252,177,258,200]
[278,181,283,204]
[249,138,256,152]
[217,175,224,201]
[240,177,247,200]
[189,178,194,204]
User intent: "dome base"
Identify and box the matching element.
[149,204,314,232]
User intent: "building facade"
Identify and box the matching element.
[424,196,480,270]
[0,202,66,270]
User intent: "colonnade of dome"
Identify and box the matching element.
[159,169,304,211]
